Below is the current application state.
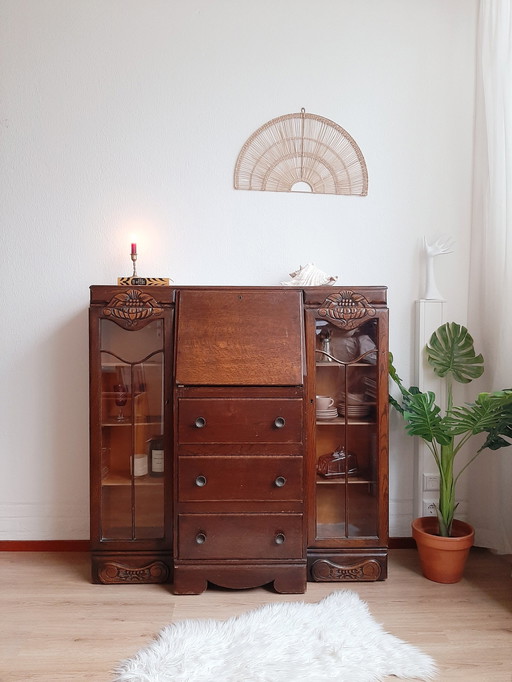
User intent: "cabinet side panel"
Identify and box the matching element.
[90,290,175,580]
[304,287,389,582]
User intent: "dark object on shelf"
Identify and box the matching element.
[317,447,359,478]
[148,435,164,477]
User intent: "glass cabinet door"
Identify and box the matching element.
[312,316,381,544]
[99,318,166,541]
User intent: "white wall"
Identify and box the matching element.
[0,0,478,540]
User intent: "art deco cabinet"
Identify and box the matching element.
[89,285,388,591]
[303,288,389,581]
[89,286,175,583]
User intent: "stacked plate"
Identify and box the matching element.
[337,402,371,418]
[316,407,338,420]
[337,392,371,418]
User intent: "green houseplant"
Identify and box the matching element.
[389,322,512,551]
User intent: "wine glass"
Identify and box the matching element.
[113,384,128,422]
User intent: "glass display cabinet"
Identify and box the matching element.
[89,284,388,588]
[89,286,174,583]
[304,288,389,581]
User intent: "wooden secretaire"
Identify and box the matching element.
[89,285,388,593]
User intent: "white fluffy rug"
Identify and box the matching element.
[114,590,437,682]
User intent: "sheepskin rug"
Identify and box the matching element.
[114,590,437,682]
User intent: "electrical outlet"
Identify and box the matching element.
[423,474,440,491]
[422,500,437,516]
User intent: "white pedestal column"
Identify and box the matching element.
[414,300,445,518]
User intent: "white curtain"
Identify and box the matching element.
[468,0,512,554]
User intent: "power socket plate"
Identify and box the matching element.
[423,474,440,491]
[422,500,437,516]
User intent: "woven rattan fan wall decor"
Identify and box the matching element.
[234,109,368,196]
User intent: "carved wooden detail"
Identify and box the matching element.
[103,289,164,329]
[310,557,382,581]
[98,560,170,584]
[317,290,376,330]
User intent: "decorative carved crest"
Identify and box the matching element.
[98,560,170,584]
[318,290,376,330]
[103,289,164,329]
[311,558,382,581]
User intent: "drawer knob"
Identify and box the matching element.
[274,416,286,429]
[274,476,287,487]
[195,532,207,544]
[194,416,206,428]
[274,532,286,545]
[195,475,207,487]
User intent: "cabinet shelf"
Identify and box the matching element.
[316,475,371,485]
[316,522,378,539]
[315,417,374,426]
[101,473,163,486]
[101,361,163,367]
[315,361,374,367]
[101,419,162,427]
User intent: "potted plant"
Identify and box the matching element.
[389,322,512,582]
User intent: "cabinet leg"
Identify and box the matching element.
[172,563,307,594]
[273,568,307,594]
[172,568,208,595]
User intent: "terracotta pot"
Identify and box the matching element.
[411,517,475,584]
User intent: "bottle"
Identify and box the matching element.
[132,424,148,477]
[149,435,164,477]
[132,453,148,477]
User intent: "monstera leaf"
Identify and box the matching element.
[445,391,512,438]
[426,322,484,384]
[477,390,512,450]
[388,353,422,416]
[403,391,452,445]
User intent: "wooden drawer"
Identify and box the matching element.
[178,398,303,444]
[177,513,304,559]
[178,456,303,502]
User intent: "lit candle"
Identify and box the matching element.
[131,243,137,255]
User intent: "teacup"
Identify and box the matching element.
[316,395,334,410]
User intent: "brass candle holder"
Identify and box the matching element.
[117,245,171,286]
[131,250,138,278]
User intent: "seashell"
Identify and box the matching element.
[281,263,338,286]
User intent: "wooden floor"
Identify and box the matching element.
[0,549,511,681]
